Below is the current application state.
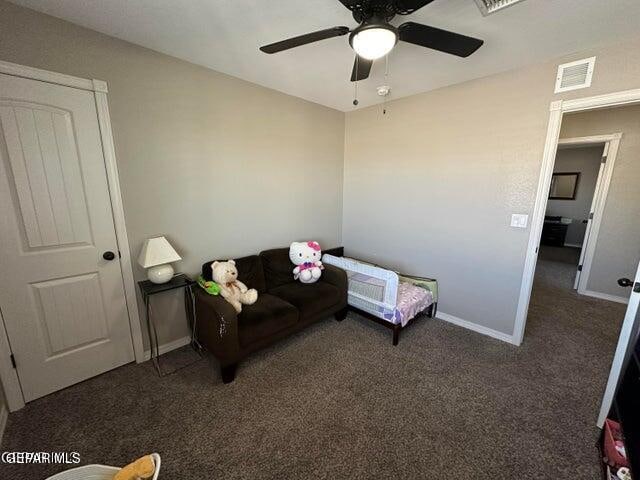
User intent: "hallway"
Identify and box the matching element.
[529,245,626,342]
[526,245,627,417]
[536,245,582,290]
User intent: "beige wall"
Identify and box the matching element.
[560,105,640,299]
[546,146,603,246]
[344,37,640,337]
[0,1,345,347]
[1,0,640,348]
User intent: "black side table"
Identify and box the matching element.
[138,273,198,376]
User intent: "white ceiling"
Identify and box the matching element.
[10,0,640,111]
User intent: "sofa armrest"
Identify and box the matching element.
[321,263,348,306]
[193,288,240,364]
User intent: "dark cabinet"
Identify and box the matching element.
[541,221,569,246]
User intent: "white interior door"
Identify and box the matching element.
[597,260,640,427]
[574,143,608,290]
[0,73,134,402]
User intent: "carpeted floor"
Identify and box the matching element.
[0,250,627,479]
[536,245,582,290]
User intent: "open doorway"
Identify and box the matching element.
[539,142,605,293]
[538,132,624,303]
[517,100,640,429]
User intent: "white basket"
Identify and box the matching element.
[46,453,161,480]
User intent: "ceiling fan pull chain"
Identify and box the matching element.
[383,54,390,115]
[353,55,359,106]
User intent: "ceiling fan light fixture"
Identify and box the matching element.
[349,24,398,60]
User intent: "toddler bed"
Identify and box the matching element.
[322,254,437,345]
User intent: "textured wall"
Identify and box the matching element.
[560,105,640,299]
[0,1,345,348]
[344,37,640,337]
[2,0,640,349]
[546,146,603,246]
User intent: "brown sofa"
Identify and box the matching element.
[193,247,348,383]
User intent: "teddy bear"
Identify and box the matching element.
[289,241,324,284]
[211,260,258,313]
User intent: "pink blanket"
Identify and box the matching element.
[394,282,434,327]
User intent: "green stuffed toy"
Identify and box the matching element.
[197,275,221,295]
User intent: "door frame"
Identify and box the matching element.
[514,87,640,347]
[556,134,622,300]
[0,60,144,411]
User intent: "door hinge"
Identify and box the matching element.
[601,155,607,164]
[10,354,16,369]
[589,212,594,220]
[577,265,583,271]
[634,282,640,293]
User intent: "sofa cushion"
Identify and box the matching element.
[260,248,295,290]
[202,255,266,293]
[269,282,341,320]
[238,293,298,347]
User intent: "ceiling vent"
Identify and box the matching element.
[555,57,596,93]
[474,0,527,16]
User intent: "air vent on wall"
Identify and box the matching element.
[474,0,527,16]
[555,57,596,94]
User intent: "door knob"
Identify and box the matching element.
[618,278,633,287]
[103,251,116,261]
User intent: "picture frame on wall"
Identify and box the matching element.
[549,172,580,200]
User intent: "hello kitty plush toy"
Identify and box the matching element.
[289,241,324,284]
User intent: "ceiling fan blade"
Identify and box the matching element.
[260,26,350,54]
[393,0,437,14]
[398,22,483,57]
[351,56,373,82]
[339,0,435,14]
[337,0,359,9]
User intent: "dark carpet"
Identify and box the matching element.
[1,253,626,479]
[536,245,582,290]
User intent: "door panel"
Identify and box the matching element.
[597,260,640,427]
[0,73,134,402]
[0,102,92,248]
[574,160,605,289]
[32,273,109,356]
[575,143,608,291]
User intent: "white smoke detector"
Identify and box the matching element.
[377,85,391,97]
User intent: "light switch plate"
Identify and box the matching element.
[511,214,528,228]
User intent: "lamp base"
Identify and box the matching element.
[147,264,174,284]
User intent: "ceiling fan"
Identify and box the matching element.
[260,0,484,82]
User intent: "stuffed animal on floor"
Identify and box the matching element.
[289,241,324,284]
[211,260,258,313]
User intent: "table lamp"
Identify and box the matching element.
[138,236,182,284]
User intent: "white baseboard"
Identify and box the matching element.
[142,335,191,361]
[436,311,518,345]
[580,289,629,305]
[563,243,583,248]
[0,404,8,446]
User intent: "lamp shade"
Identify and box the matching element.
[137,236,181,268]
